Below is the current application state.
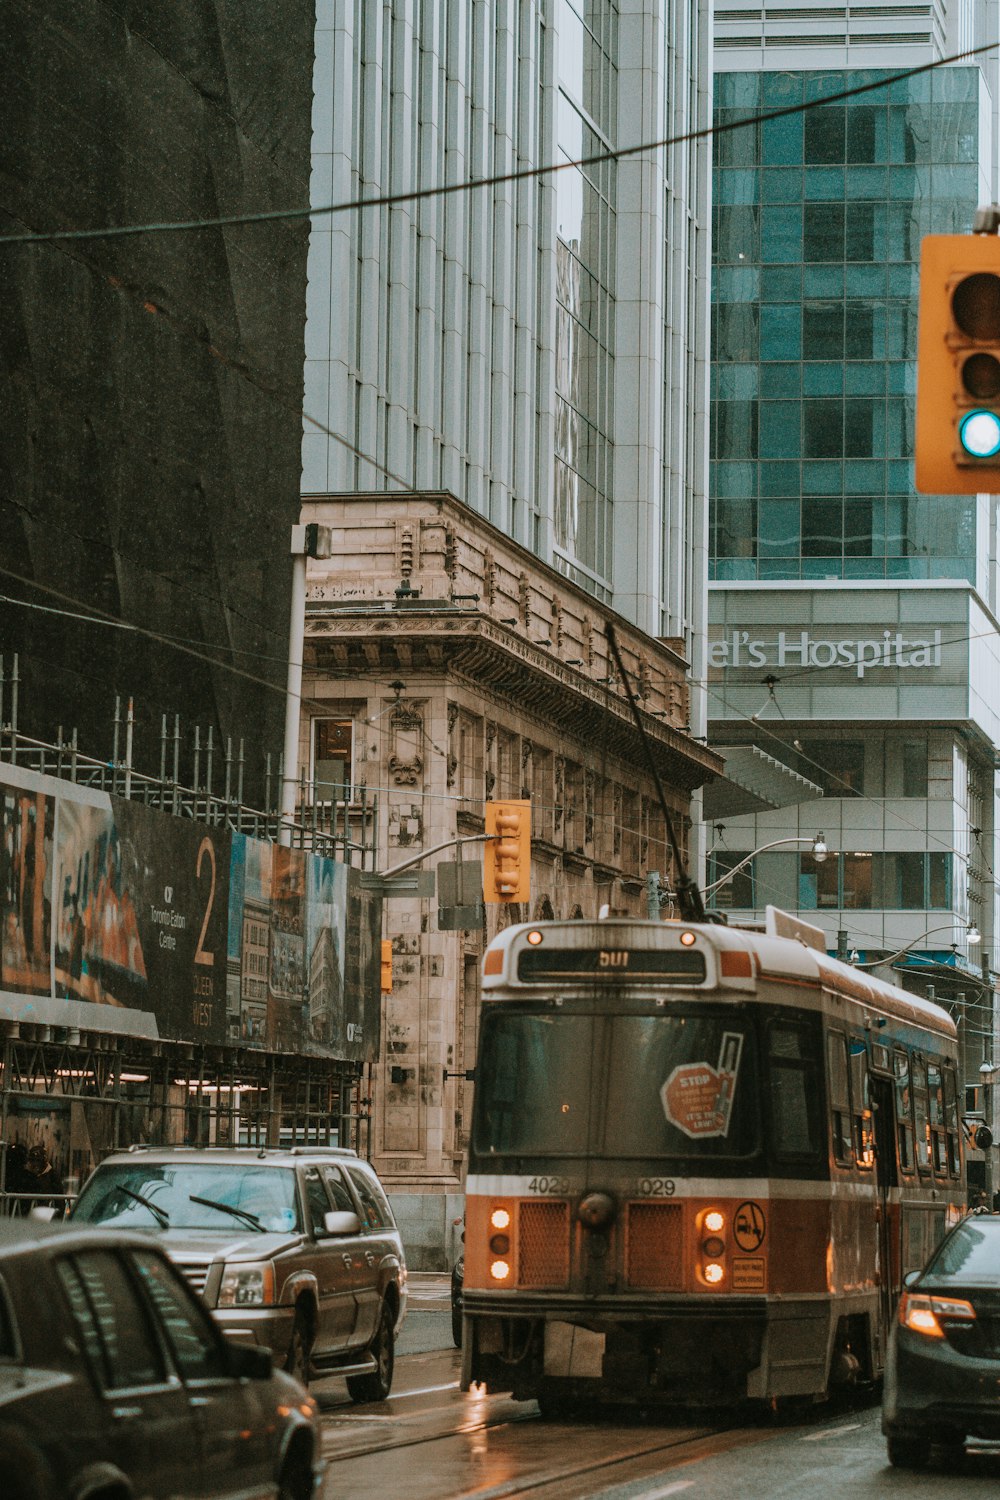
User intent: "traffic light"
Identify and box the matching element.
[969,1122,994,1152]
[380,939,392,993]
[484,799,531,903]
[916,233,1000,493]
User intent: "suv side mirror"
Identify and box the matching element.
[322,1210,361,1236]
[902,1269,921,1289]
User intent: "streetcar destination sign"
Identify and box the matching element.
[517,949,706,983]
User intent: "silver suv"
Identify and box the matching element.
[68,1145,406,1401]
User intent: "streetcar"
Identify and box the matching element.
[459,907,966,1415]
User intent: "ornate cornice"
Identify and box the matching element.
[305,609,722,791]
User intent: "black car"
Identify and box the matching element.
[883,1211,1000,1467]
[451,1255,464,1346]
[0,1218,324,1499]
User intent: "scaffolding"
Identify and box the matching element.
[0,657,378,1213]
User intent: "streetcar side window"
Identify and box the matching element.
[849,1039,874,1169]
[893,1050,914,1174]
[827,1031,853,1165]
[927,1062,948,1176]
[767,1022,822,1161]
[912,1056,931,1174]
[943,1065,961,1176]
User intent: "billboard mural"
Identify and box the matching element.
[1,782,55,998]
[1,766,380,1061]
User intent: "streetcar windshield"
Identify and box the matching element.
[474,1010,759,1159]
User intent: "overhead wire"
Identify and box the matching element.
[0,43,993,249]
[3,34,998,947]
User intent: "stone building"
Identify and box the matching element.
[298,492,721,1264]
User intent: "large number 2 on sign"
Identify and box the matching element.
[194,837,216,968]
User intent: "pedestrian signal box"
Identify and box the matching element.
[380,939,392,993]
[484,800,531,903]
[917,233,1000,493]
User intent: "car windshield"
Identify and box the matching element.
[473,1009,759,1160]
[71,1163,301,1233]
[923,1220,1000,1285]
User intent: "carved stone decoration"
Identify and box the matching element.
[447,753,458,788]
[554,757,565,836]
[447,702,459,733]
[584,770,595,848]
[485,720,497,752]
[484,549,496,607]
[390,702,423,733]
[553,599,563,649]
[399,524,415,580]
[388,699,424,787]
[485,770,496,797]
[388,753,424,786]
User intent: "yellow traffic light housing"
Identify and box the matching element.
[484,799,531,903]
[916,233,1000,493]
[380,939,393,993]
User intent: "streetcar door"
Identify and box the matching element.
[871,1074,898,1349]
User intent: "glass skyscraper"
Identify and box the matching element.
[708,18,1000,1197]
[302,0,713,643]
[711,66,980,586]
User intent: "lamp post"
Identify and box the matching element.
[703,832,827,900]
[978,1061,999,1208]
[851,922,981,969]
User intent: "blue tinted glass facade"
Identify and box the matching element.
[710,68,979,582]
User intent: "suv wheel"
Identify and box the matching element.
[346,1302,394,1403]
[284,1305,313,1387]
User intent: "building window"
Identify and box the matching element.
[312,719,353,801]
[901,739,928,797]
[708,852,755,909]
[797,850,951,910]
[797,740,864,796]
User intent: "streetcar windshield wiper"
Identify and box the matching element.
[189,1194,265,1230]
[119,1186,170,1228]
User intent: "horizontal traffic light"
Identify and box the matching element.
[916,234,1000,493]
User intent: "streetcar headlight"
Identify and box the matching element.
[704,1210,725,1234]
[490,1259,511,1281]
[680,930,697,947]
[489,1234,510,1255]
[490,1207,511,1230]
[702,1236,725,1259]
[703,1262,725,1286]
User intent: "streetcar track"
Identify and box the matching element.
[321,1397,738,1486]
[320,1401,538,1459]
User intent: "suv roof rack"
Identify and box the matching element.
[122,1143,359,1158]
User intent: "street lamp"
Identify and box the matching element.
[703,832,827,900]
[852,922,981,969]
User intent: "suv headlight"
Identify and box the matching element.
[218,1262,276,1308]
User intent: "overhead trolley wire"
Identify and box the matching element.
[0,43,994,249]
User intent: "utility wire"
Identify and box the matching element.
[0,43,993,249]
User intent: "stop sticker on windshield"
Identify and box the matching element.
[661,1032,744,1139]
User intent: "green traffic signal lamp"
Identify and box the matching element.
[959,409,1000,458]
[916,234,1000,493]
